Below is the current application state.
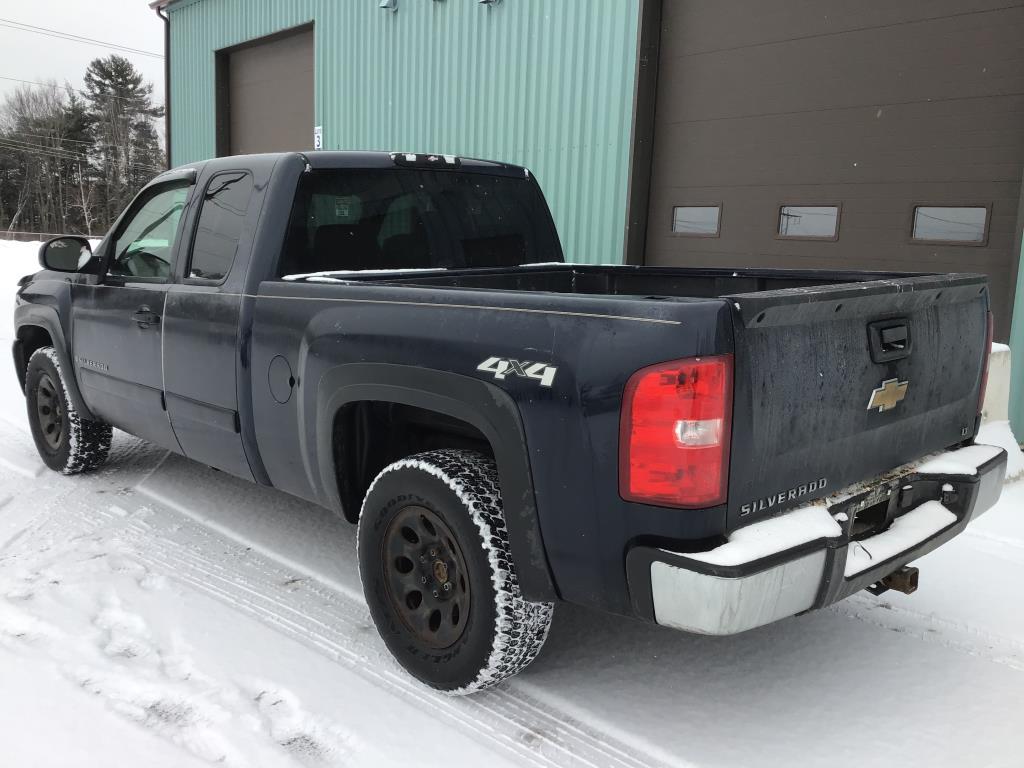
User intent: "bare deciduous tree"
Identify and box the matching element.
[0,56,165,238]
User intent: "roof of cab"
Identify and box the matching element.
[161,151,531,181]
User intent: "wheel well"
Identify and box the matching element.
[333,401,493,522]
[15,325,54,390]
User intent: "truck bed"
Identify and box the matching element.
[285,262,991,531]
[284,263,922,300]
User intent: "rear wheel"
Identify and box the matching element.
[25,347,111,474]
[357,449,554,694]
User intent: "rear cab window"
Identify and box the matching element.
[188,171,255,282]
[278,168,562,278]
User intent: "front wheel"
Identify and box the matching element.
[357,449,554,694]
[25,347,111,474]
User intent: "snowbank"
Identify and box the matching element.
[978,344,1024,476]
[977,420,1024,481]
[982,342,1012,423]
[0,239,45,284]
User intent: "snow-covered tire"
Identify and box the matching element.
[25,347,111,474]
[357,449,554,694]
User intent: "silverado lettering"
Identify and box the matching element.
[740,478,828,517]
[75,356,109,372]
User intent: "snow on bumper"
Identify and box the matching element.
[628,443,1007,636]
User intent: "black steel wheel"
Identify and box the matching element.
[357,449,554,694]
[34,372,65,450]
[25,347,111,474]
[382,505,472,650]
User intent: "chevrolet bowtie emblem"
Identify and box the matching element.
[867,378,909,413]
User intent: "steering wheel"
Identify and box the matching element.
[114,248,170,278]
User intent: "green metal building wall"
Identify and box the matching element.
[1010,237,1024,435]
[167,0,642,265]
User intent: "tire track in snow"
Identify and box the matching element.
[0,449,45,478]
[829,595,1024,672]
[964,527,1024,562]
[0,429,166,563]
[117,505,663,768]
[0,420,666,768]
[0,516,360,767]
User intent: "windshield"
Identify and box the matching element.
[279,168,562,278]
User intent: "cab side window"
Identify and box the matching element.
[188,171,254,281]
[109,182,190,280]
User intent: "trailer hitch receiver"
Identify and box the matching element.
[867,566,919,596]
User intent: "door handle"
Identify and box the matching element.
[132,306,161,327]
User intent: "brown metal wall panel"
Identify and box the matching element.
[226,29,314,155]
[646,1,1024,338]
[663,0,1023,56]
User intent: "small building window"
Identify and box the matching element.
[777,205,840,240]
[911,205,989,245]
[672,205,721,237]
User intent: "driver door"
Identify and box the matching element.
[72,179,192,450]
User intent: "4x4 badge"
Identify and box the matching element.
[477,357,557,388]
[867,378,909,413]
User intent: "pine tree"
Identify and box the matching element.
[83,54,165,226]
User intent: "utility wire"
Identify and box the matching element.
[2,134,98,151]
[0,136,90,161]
[0,76,165,107]
[0,18,163,58]
[1,138,164,171]
[0,147,165,174]
[0,139,165,172]
[6,130,138,151]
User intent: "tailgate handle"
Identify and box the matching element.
[868,319,912,363]
[881,325,908,352]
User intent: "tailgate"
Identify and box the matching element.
[724,273,989,528]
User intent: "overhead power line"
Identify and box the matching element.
[0,139,165,172]
[0,139,95,166]
[1,136,163,169]
[0,135,90,158]
[0,75,165,107]
[0,18,163,59]
[6,130,128,151]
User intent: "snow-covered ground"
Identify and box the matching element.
[0,240,1022,768]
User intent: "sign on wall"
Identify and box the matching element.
[313,125,323,150]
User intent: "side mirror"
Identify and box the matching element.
[39,236,94,273]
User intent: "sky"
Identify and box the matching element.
[0,0,165,108]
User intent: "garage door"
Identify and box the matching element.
[220,28,314,156]
[644,1,1024,339]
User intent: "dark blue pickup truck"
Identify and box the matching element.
[13,151,1006,693]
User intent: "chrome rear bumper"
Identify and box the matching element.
[627,444,1007,635]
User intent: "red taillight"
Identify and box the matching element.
[978,311,994,418]
[619,355,734,508]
